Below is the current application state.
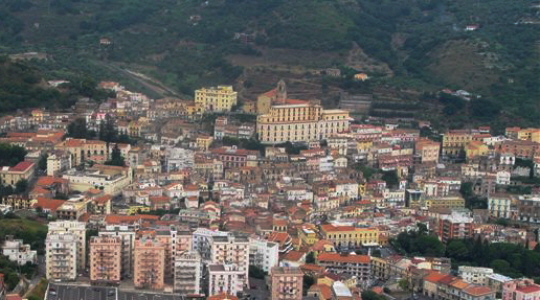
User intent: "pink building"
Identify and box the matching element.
[89,236,121,284]
[134,232,165,290]
[270,266,304,300]
[503,278,540,300]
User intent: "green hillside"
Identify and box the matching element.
[0,0,538,126]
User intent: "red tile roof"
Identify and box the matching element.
[423,272,447,283]
[34,197,65,212]
[9,161,34,172]
[36,176,68,186]
[317,253,370,264]
[463,285,493,296]
[281,250,306,262]
[517,285,540,294]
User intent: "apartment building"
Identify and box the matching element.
[256,102,350,144]
[47,151,72,176]
[270,267,304,300]
[517,195,540,224]
[45,233,77,281]
[210,146,259,169]
[133,233,166,290]
[0,161,35,187]
[415,138,441,163]
[174,251,202,295]
[98,225,136,279]
[210,234,249,284]
[317,253,371,282]
[320,224,380,249]
[195,85,237,112]
[488,194,517,219]
[438,211,474,243]
[2,236,37,265]
[442,130,472,157]
[208,264,245,297]
[248,237,279,273]
[502,278,540,300]
[48,221,86,272]
[425,196,466,210]
[62,164,132,195]
[89,236,122,284]
[458,266,494,286]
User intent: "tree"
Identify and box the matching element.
[306,252,316,264]
[249,265,265,279]
[38,153,48,172]
[382,170,399,188]
[361,290,386,300]
[398,278,410,291]
[446,240,470,260]
[99,113,118,144]
[303,275,315,296]
[372,249,382,257]
[15,179,28,195]
[104,144,125,167]
[67,117,90,139]
[0,143,27,166]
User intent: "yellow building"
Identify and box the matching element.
[465,140,489,160]
[442,130,472,156]
[320,224,379,248]
[371,256,389,280]
[517,128,540,143]
[257,102,350,144]
[425,196,465,209]
[415,138,441,163]
[0,161,36,187]
[298,226,318,246]
[195,85,237,112]
[196,135,213,151]
[127,205,151,215]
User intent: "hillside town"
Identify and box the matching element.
[0,80,539,300]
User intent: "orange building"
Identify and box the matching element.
[134,232,166,290]
[90,236,121,284]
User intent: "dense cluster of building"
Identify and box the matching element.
[0,79,539,300]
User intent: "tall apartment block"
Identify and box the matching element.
[174,250,203,295]
[195,86,238,113]
[208,263,246,297]
[48,221,86,272]
[46,233,77,281]
[134,233,166,290]
[89,236,122,284]
[270,267,304,300]
[99,225,136,279]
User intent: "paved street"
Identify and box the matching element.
[247,278,270,300]
[46,283,186,300]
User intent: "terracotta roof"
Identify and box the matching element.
[94,195,112,204]
[372,286,384,294]
[463,285,493,296]
[318,284,333,300]
[317,253,370,264]
[9,161,34,172]
[517,285,540,294]
[150,196,170,203]
[208,293,239,300]
[281,250,306,262]
[33,197,65,211]
[36,176,68,186]
[300,264,324,273]
[105,214,159,225]
[423,272,447,283]
[450,279,470,290]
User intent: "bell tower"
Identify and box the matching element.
[275,79,287,104]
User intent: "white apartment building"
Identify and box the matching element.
[209,234,250,291]
[99,225,137,279]
[2,236,37,265]
[208,264,245,297]
[48,221,87,272]
[488,194,516,219]
[249,237,279,273]
[46,233,77,280]
[192,228,228,260]
[458,266,494,285]
[47,151,72,176]
[174,251,202,295]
